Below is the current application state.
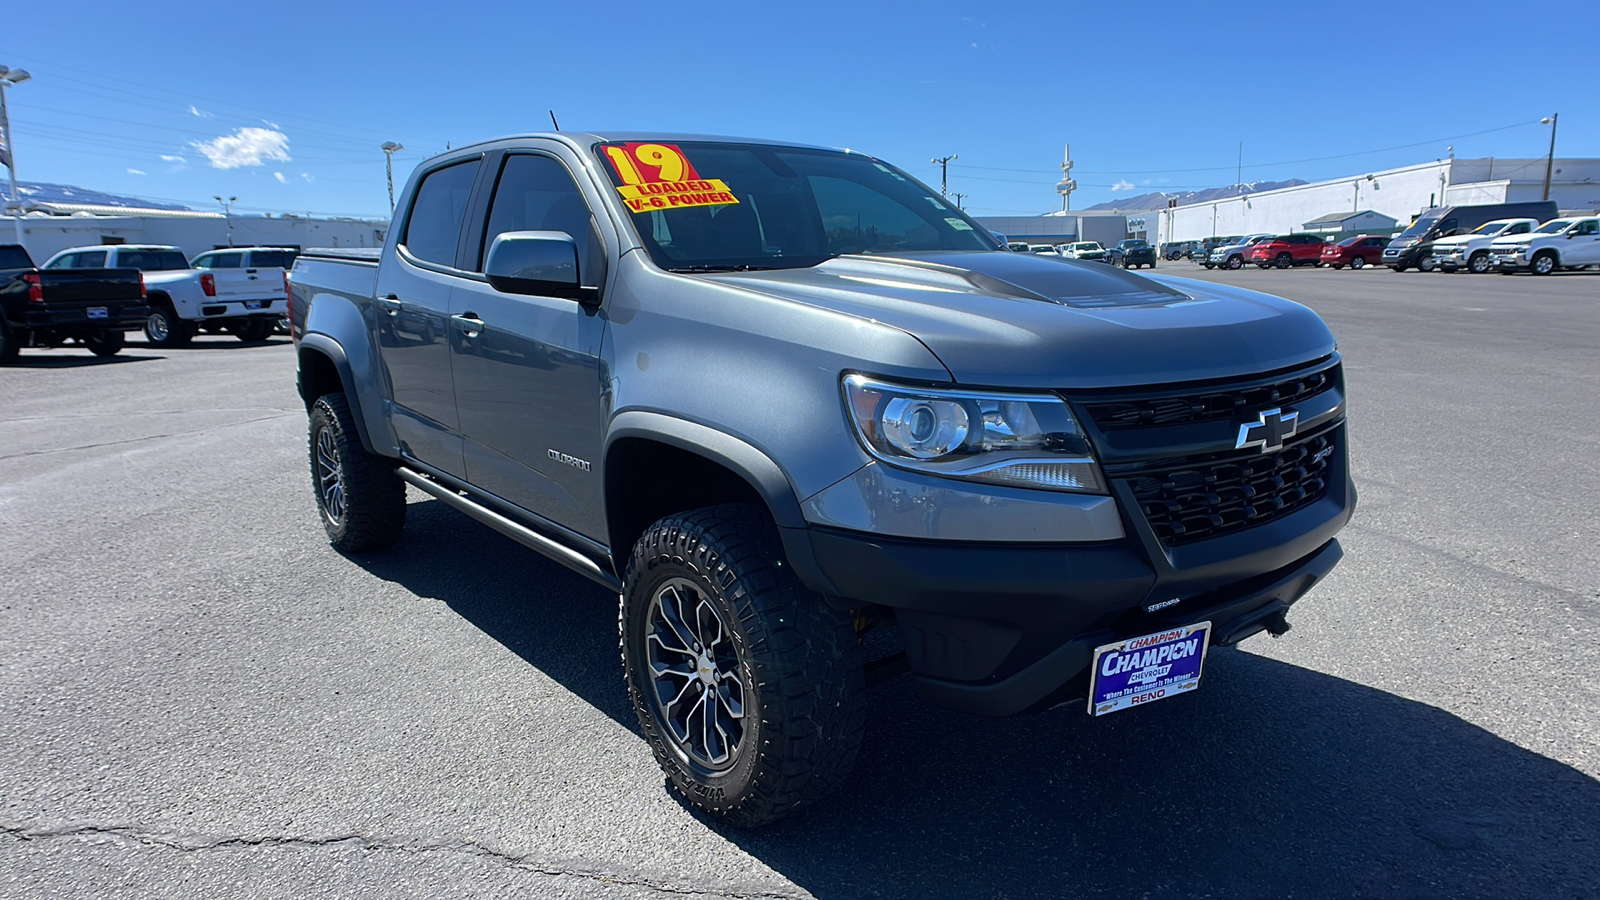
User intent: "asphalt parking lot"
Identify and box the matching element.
[2,265,1597,899]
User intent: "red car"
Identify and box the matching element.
[1248,234,1327,268]
[1320,234,1390,269]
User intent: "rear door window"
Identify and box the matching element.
[77,251,108,267]
[46,253,78,269]
[403,160,481,267]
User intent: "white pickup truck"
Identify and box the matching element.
[1488,217,1600,275]
[1429,218,1539,274]
[42,244,290,346]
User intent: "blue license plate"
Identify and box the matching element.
[1088,622,1210,716]
[245,300,263,310]
[86,307,108,319]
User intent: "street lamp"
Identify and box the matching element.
[931,154,957,197]
[1540,113,1559,202]
[0,65,33,246]
[213,195,237,247]
[381,141,404,212]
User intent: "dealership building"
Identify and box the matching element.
[3,203,389,261]
[979,156,1600,248]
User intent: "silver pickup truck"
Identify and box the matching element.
[290,133,1354,826]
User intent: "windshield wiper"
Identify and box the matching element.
[667,264,779,273]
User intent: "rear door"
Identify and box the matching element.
[448,147,611,541]
[373,155,484,478]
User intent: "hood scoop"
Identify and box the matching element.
[816,252,1193,309]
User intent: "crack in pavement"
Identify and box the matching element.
[0,823,807,899]
[0,414,296,462]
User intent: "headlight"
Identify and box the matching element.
[843,375,1106,493]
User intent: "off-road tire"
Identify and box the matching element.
[145,302,193,347]
[621,503,865,828]
[85,331,125,357]
[308,393,406,553]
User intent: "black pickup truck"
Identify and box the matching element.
[1,244,148,362]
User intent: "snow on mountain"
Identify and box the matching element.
[11,181,190,211]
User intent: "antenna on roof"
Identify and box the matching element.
[549,110,560,132]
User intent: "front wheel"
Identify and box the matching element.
[1531,252,1557,275]
[1417,256,1438,273]
[85,331,125,357]
[1468,252,1491,274]
[308,393,406,552]
[1227,256,1244,270]
[621,504,865,827]
[231,319,273,342]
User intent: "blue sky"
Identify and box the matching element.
[6,0,1596,219]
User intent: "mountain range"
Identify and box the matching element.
[9,181,190,211]
[1085,180,1309,212]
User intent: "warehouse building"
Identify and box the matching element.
[3,203,388,261]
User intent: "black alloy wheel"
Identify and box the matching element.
[308,393,406,552]
[1275,253,1293,269]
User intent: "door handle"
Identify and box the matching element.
[452,313,484,336]
[378,295,402,315]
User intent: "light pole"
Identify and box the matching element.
[1540,113,1559,202]
[213,195,236,247]
[0,65,33,246]
[931,154,957,197]
[950,191,968,210]
[381,141,404,212]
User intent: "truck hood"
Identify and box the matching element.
[1431,235,1479,247]
[1490,235,1538,246]
[700,251,1335,389]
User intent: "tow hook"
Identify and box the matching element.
[1264,611,1293,638]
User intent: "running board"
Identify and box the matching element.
[396,467,621,591]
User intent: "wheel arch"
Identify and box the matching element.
[296,334,377,454]
[604,412,839,598]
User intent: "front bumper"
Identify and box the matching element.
[794,427,1356,716]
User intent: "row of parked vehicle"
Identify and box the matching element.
[1006,239,1159,268]
[0,242,297,362]
[1160,201,1599,277]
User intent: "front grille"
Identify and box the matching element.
[1084,364,1337,430]
[1125,431,1335,546]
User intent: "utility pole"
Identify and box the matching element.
[1236,142,1243,194]
[931,154,957,196]
[0,65,33,247]
[381,141,404,212]
[950,192,968,210]
[213,195,237,247]
[1541,113,1559,202]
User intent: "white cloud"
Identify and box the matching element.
[126,168,147,176]
[160,154,186,163]
[300,173,314,183]
[1111,180,1136,192]
[273,172,288,183]
[188,105,215,119]
[263,119,280,129]
[189,127,292,169]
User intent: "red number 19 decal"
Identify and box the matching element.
[604,143,701,185]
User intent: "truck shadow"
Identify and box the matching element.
[7,352,164,368]
[361,497,1600,899]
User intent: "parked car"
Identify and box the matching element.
[1428,219,1539,274]
[1,244,148,362]
[1196,235,1242,268]
[289,131,1353,827]
[43,244,289,347]
[1164,240,1200,260]
[192,246,299,332]
[1249,234,1327,269]
[1489,216,1600,275]
[1319,235,1390,269]
[1109,239,1157,269]
[1381,201,1558,272]
[1006,241,1030,252]
[1062,241,1110,262]
[1209,234,1274,270]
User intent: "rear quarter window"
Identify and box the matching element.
[403,160,481,267]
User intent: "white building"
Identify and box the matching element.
[3,203,389,261]
[1154,157,1600,246]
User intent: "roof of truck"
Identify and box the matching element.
[445,132,851,156]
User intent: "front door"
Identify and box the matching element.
[1568,219,1600,265]
[373,156,483,478]
[449,150,610,541]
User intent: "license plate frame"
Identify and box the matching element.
[244,300,264,310]
[86,307,109,319]
[1088,621,1211,716]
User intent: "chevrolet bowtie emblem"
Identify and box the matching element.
[1237,408,1299,453]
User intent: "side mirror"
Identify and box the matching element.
[484,231,596,303]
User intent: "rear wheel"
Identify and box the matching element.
[144,304,192,347]
[231,319,273,342]
[0,324,18,364]
[84,331,125,357]
[308,393,406,553]
[1275,253,1293,269]
[621,503,865,827]
[1531,252,1557,275]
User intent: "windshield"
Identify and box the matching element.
[1121,240,1147,248]
[1076,243,1101,250]
[1533,219,1573,234]
[596,141,997,271]
[1397,217,1438,239]
[1472,221,1511,235]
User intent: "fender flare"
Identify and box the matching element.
[604,411,805,529]
[296,333,376,453]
